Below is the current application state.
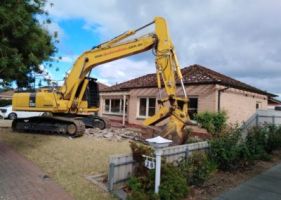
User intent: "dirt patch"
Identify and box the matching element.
[185,150,281,200]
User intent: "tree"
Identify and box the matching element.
[0,0,56,88]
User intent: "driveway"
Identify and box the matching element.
[0,141,73,200]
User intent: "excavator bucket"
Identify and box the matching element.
[141,115,191,145]
[161,116,190,144]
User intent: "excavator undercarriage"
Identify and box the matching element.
[12,114,108,137]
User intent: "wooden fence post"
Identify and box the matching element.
[185,148,189,160]
[108,163,115,192]
[256,114,259,126]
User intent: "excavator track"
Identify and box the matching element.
[12,116,86,137]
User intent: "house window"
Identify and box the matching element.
[188,97,198,120]
[105,99,110,112]
[111,99,121,113]
[138,97,156,118]
[256,102,261,110]
[104,98,127,115]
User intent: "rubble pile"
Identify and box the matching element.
[85,127,144,141]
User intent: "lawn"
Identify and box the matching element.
[0,128,131,200]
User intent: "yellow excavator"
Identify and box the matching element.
[12,17,190,144]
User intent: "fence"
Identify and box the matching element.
[107,141,209,191]
[107,110,281,192]
[241,110,281,138]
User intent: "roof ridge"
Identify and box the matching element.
[189,64,268,93]
[100,64,276,97]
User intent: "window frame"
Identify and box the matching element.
[188,96,198,120]
[137,97,156,119]
[256,101,262,110]
[103,98,127,116]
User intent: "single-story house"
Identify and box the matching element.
[99,64,277,126]
[268,97,281,110]
[0,90,14,100]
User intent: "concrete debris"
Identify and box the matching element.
[84,127,144,142]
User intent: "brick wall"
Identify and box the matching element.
[99,84,268,126]
[218,85,268,124]
[99,84,218,126]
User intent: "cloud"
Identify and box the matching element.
[47,0,281,95]
[94,58,154,86]
[60,55,78,63]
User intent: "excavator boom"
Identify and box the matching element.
[12,17,190,143]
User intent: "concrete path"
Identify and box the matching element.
[0,141,74,200]
[215,162,281,200]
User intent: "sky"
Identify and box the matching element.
[43,0,281,98]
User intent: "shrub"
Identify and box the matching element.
[158,164,189,200]
[179,152,216,186]
[127,176,143,193]
[127,163,188,200]
[127,176,155,200]
[127,191,150,200]
[195,111,227,135]
[130,141,153,176]
[245,124,281,159]
[265,124,281,152]
[245,127,270,160]
[208,126,251,171]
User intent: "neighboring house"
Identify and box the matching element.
[0,90,14,100]
[99,64,276,126]
[268,97,281,110]
[97,82,109,91]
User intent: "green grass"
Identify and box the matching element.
[0,129,131,200]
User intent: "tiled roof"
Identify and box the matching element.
[97,82,109,91]
[100,64,276,97]
[268,97,281,104]
[0,90,14,97]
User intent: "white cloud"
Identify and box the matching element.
[60,55,78,63]
[95,78,110,86]
[94,57,154,85]
[46,0,281,94]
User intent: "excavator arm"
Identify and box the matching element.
[12,17,190,143]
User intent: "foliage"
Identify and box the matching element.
[179,152,216,186]
[130,141,153,176]
[266,125,281,152]
[195,111,227,135]
[0,0,57,87]
[127,191,154,200]
[208,126,251,171]
[128,125,281,199]
[158,164,189,200]
[127,163,188,200]
[209,124,281,171]
[246,125,281,160]
[245,127,270,160]
[127,176,155,200]
[0,99,11,107]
